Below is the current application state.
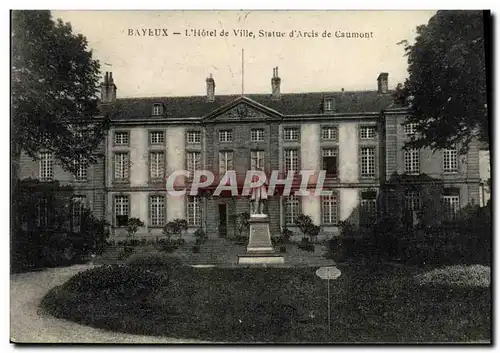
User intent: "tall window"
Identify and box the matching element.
[219,151,234,175]
[187,196,202,226]
[150,131,164,145]
[322,148,338,177]
[443,148,458,172]
[219,130,233,142]
[187,152,201,176]
[39,152,54,181]
[283,128,299,141]
[360,147,375,177]
[404,148,420,174]
[360,126,376,139]
[404,122,417,136]
[150,195,165,227]
[251,129,264,142]
[74,156,87,181]
[404,190,421,211]
[36,196,50,228]
[152,104,163,116]
[114,152,130,182]
[187,131,201,144]
[251,150,265,170]
[285,195,300,225]
[321,126,338,140]
[150,152,165,180]
[284,149,299,173]
[322,194,338,224]
[114,195,129,226]
[114,131,129,146]
[441,195,460,221]
[360,191,377,225]
[71,196,86,232]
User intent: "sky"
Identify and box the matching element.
[51,10,437,98]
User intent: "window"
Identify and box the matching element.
[404,148,420,174]
[283,128,299,141]
[321,126,338,141]
[360,191,377,225]
[71,196,86,232]
[443,148,458,172]
[187,152,201,176]
[284,149,299,173]
[404,190,421,211]
[251,129,264,142]
[441,194,460,221]
[251,150,265,170]
[322,194,338,224]
[74,156,87,182]
[36,196,50,228]
[219,151,234,175]
[405,122,417,136]
[187,131,201,144]
[114,131,129,146]
[114,195,129,227]
[150,195,165,227]
[152,104,163,116]
[360,126,376,139]
[150,152,165,180]
[150,131,164,145]
[322,148,338,177]
[114,152,130,182]
[187,196,202,226]
[39,152,54,181]
[219,130,233,142]
[323,98,334,112]
[284,195,300,225]
[360,147,375,177]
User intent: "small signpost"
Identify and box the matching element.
[316,266,341,333]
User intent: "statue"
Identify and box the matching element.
[250,168,267,216]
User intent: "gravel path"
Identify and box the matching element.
[10,264,205,343]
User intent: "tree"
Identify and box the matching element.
[11,10,108,174]
[163,219,188,239]
[295,214,321,243]
[126,218,144,238]
[395,11,489,153]
[235,212,250,238]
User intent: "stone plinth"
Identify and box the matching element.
[238,214,284,264]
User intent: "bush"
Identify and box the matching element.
[118,246,134,260]
[163,219,188,239]
[157,238,179,253]
[297,237,315,252]
[194,228,206,245]
[192,245,200,253]
[126,252,183,270]
[279,245,287,253]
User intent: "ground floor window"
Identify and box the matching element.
[360,191,377,225]
[441,194,460,221]
[114,195,129,226]
[150,195,166,227]
[322,194,338,224]
[284,195,300,225]
[36,196,51,228]
[187,196,202,226]
[71,196,86,232]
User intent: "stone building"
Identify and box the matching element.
[18,69,485,241]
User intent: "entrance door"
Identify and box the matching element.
[218,204,228,238]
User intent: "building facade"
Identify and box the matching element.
[18,69,486,241]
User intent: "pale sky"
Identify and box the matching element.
[52,10,436,98]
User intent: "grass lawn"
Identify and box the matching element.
[40,263,491,343]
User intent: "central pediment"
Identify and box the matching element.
[203,96,283,123]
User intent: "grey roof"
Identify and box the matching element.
[108,90,402,120]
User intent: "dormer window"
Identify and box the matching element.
[152,103,163,116]
[323,98,335,112]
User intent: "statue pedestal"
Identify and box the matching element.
[238,214,285,265]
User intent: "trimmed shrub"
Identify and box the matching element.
[118,246,134,260]
[157,238,179,253]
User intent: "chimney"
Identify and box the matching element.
[100,71,117,103]
[271,67,281,100]
[377,72,389,94]
[206,74,215,102]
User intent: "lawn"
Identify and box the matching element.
[40,263,491,343]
